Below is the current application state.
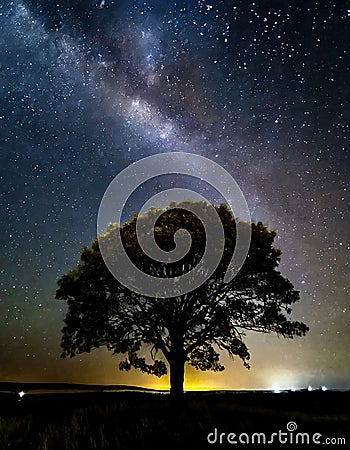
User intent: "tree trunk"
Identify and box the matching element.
[169,353,185,397]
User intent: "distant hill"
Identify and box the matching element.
[0,382,159,393]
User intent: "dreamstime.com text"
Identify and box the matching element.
[207,422,346,446]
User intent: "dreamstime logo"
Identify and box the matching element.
[97,152,251,298]
[287,421,298,432]
[207,421,347,446]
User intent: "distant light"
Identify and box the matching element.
[18,391,25,398]
[272,386,281,393]
[321,386,327,391]
[290,387,296,392]
[308,386,313,392]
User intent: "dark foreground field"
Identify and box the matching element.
[0,388,349,450]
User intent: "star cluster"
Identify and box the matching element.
[0,0,349,389]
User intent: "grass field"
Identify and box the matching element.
[0,389,349,449]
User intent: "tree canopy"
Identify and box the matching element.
[56,201,309,395]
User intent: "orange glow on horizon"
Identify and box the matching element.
[146,381,216,391]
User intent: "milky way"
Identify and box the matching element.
[0,0,349,389]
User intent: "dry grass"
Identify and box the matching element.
[0,391,349,449]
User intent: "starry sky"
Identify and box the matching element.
[0,0,349,391]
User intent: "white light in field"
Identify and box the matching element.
[321,386,327,391]
[308,386,313,391]
[18,391,25,398]
[290,387,296,392]
[272,385,281,393]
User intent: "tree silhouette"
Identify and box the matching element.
[56,202,308,396]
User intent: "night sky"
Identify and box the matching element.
[0,0,349,391]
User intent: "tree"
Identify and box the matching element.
[56,201,308,397]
